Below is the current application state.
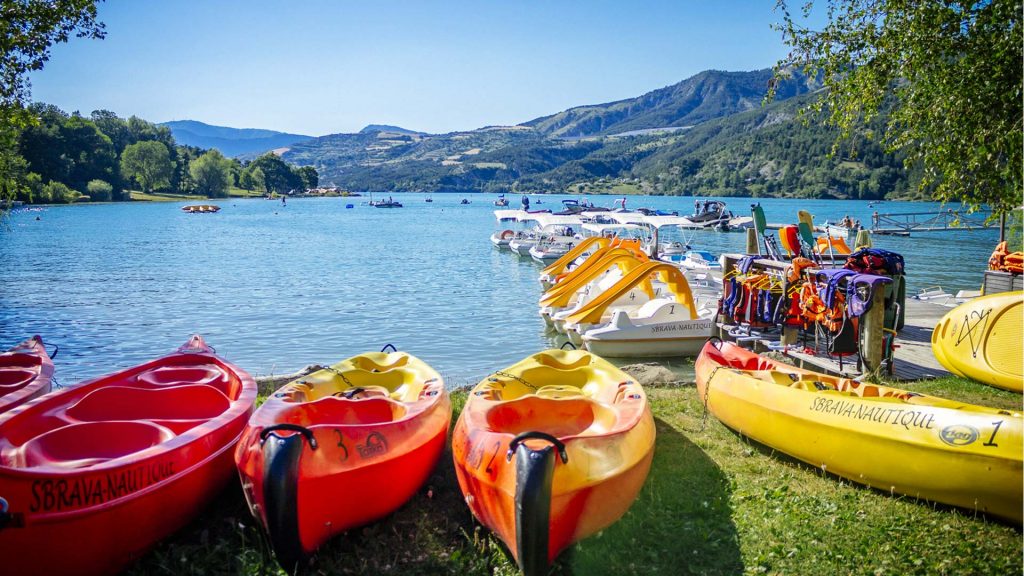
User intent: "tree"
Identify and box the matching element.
[86,178,112,201]
[296,165,319,190]
[120,141,172,193]
[190,149,232,198]
[770,0,1022,214]
[248,153,301,193]
[1,0,105,202]
[248,166,266,194]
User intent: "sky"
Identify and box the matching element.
[30,1,799,136]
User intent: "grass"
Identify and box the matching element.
[128,378,1021,575]
[129,187,263,202]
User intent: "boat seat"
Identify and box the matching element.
[276,396,407,427]
[486,396,617,437]
[0,368,35,391]
[19,421,174,469]
[65,384,231,423]
[136,364,231,395]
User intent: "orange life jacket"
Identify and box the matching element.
[989,241,1009,271]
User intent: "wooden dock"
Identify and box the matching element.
[770,298,952,381]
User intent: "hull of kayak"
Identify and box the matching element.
[931,291,1023,392]
[452,350,655,574]
[0,335,256,575]
[0,336,54,415]
[695,341,1022,523]
[235,350,451,568]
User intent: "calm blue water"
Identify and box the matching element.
[0,194,998,386]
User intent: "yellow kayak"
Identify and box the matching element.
[452,350,656,574]
[696,340,1022,523]
[931,291,1023,392]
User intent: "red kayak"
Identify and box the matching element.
[0,335,256,575]
[235,349,451,569]
[0,336,54,415]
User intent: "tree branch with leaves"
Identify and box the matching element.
[769,0,1022,214]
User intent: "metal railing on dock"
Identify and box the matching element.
[870,209,995,236]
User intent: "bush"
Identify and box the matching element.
[40,181,69,203]
[86,179,114,202]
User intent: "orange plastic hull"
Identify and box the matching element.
[234,351,451,566]
[0,336,255,575]
[0,336,54,415]
[452,350,655,572]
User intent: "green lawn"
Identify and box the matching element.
[128,375,1021,575]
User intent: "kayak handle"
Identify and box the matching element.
[47,343,59,359]
[706,335,724,350]
[506,432,568,464]
[380,343,398,353]
[559,341,577,350]
[259,424,318,450]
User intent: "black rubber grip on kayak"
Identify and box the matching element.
[513,439,557,576]
[262,428,308,571]
[380,343,398,353]
[506,431,568,464]
[259,424,318,450]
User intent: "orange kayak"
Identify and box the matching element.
[235,348,451,569]
[0,335,256,575]
[0,336,54,415]
[452,350,655,575]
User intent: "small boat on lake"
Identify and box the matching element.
[461,198,471,205]
[370,196,403,208]
[0,335,256,575]
[182,204,220,213]
[452,350,655,575]
[0,336,54,415]
[494,194,509,206]
[235,348,451,568]
[696,340,1022,523]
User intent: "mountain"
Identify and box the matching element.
[280,67,916,199]
[521,68,819,138]
[162,120,313,157]
[359,124,423,135]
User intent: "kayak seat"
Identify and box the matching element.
[66,385,231,425]
[0,368,35,390]
[136,364,233,396]
[486,396,617,437]
[275,396,407,427]
[19,421,175,469]
[0,352,42,369]
[347,355,410,372]
[530,352,593,371]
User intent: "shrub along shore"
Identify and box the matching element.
[125,372,1021,575]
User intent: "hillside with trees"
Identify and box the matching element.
[5,105,317,204]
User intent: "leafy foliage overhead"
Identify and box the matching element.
[770,0,1023,213]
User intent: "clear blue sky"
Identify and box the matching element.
[31,1,798,136]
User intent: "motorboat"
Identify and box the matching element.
[460,198,471,205]
[684,199,732,227]
[529,239,575,263]
[370,196,403,208]
[494,194,509,206]
[677,250,722,271]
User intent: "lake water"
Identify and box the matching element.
[0,194,999,386]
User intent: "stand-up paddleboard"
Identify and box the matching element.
[932,291,1023,392]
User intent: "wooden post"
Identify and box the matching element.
[745,228,758,255]
[860,286,888,373]
[854,229,872,250]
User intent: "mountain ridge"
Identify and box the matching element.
[162,120,313,157]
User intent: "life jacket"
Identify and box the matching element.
[989,241,1009,270]
[786,257,818,284]
[844,248,905,276]
[1004,252,1024,274]
[800,280,845,331]
[814,268,857,309]
[846,274,892,317]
